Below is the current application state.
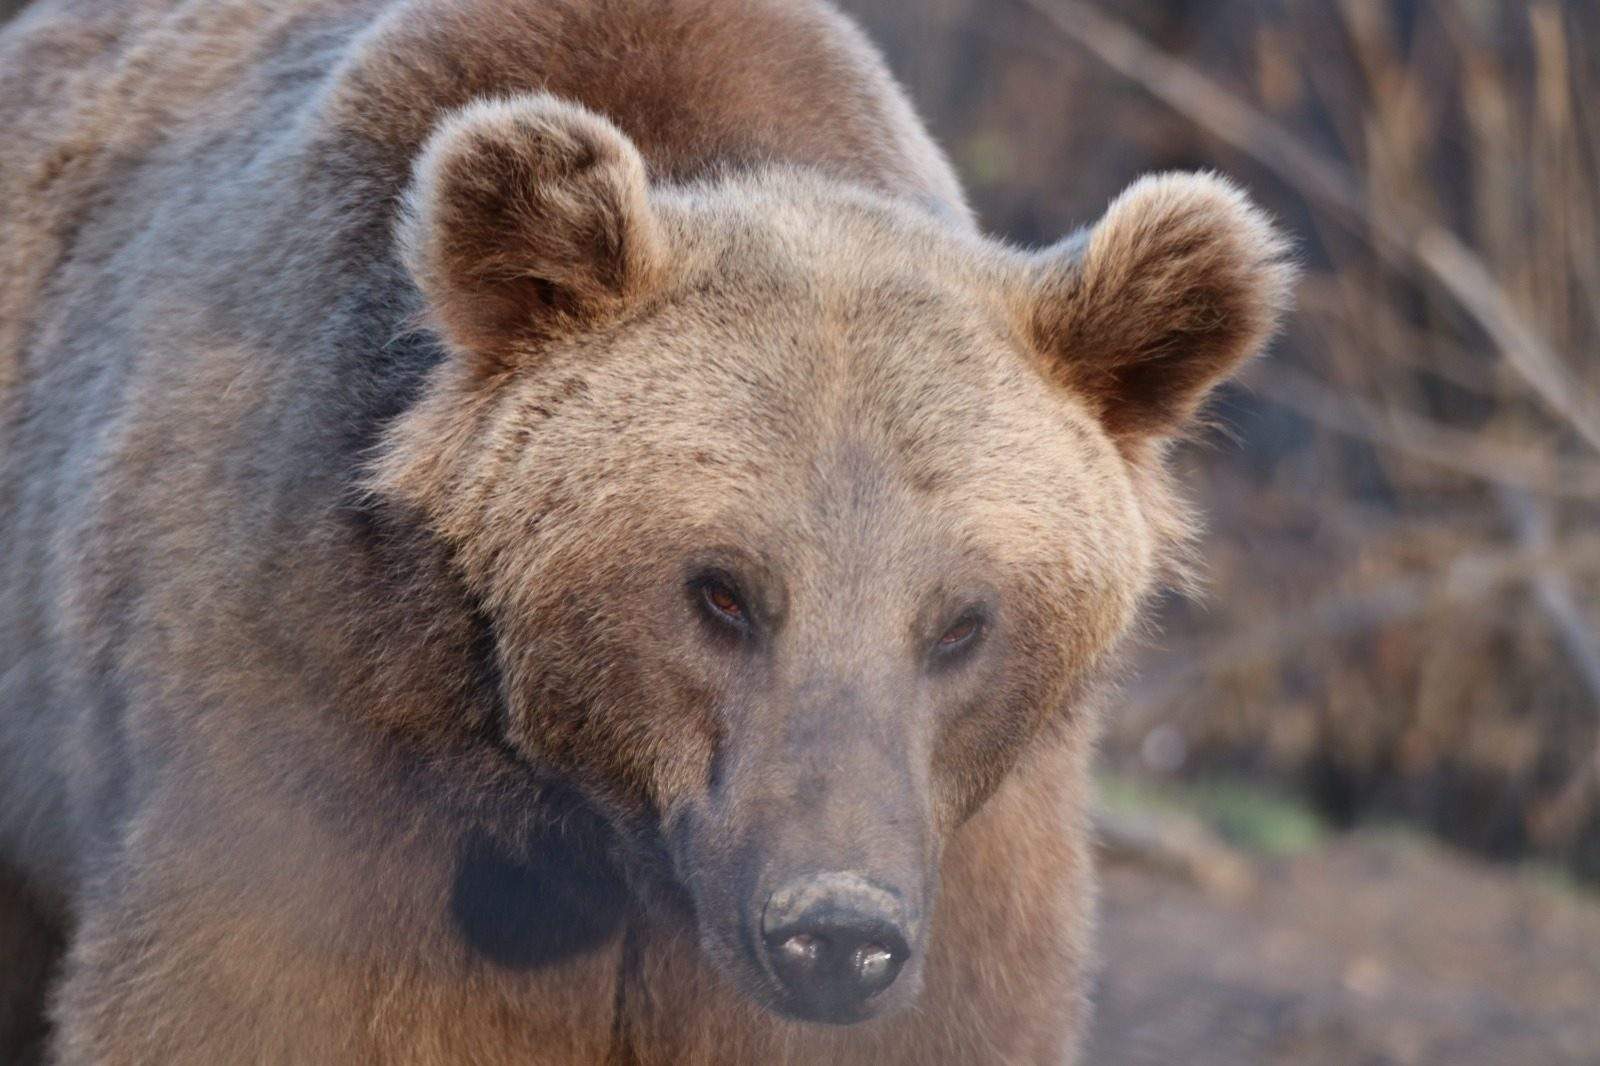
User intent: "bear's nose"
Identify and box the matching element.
[759,873,911,1022]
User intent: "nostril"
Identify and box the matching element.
[853,943,896,993]
[770,930,827,992]
[779,931,823,967]
[759,873,913,1020]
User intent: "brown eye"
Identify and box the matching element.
[936,613,983,653]
[696,577,750,633]
[705,583,743,620]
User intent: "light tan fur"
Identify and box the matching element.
[0,1,1293,1063]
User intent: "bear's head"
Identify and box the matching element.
[373,95,1292,1024]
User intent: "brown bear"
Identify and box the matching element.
[0,0,1292,1062]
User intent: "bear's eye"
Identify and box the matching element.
[697,577,749,632]
[933,612,984,658]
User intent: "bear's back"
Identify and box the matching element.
[0,0,967,405]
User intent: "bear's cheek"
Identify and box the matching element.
[479,568,714,800]
[923,575,1134,827]
[925,657,1053,826]
[504,641,721,813]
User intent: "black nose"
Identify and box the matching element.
[759,873,911,1022]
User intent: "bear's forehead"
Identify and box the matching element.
[579,267,1065,469]
[494,182,1140,576]
[654,239,1018,394]
[522,285,1127,570]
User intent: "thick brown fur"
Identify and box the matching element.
[0,1,1293,1063]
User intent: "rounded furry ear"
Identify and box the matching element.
[400,94,665,375]
[1027,172,1294,442]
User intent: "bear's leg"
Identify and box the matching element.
[0,867,64,1066]
[47,888,249,1066]
[42,833,367,1066]
[43,826,622,1065]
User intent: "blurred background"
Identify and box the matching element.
[838,1,1600,1062]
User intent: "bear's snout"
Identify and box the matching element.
[666,675,937,1025]
[758,872,912,1023]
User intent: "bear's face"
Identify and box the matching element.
[375,96,1291,1023]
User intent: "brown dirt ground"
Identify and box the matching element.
[1088,830,1600,1064]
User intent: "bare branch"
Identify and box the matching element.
[1244,363,1600,498]
[1126,535,1600,719]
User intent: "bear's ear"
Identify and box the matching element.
[400,94,666,376]
[1025,172,1294,443]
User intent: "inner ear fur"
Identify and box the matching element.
[399,94,666,376]
[1027,172,1295,442]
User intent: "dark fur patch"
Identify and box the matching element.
[450,819,630,971]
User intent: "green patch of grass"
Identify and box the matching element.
[1098,771,1327,857]
[1517,859,1589,896]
